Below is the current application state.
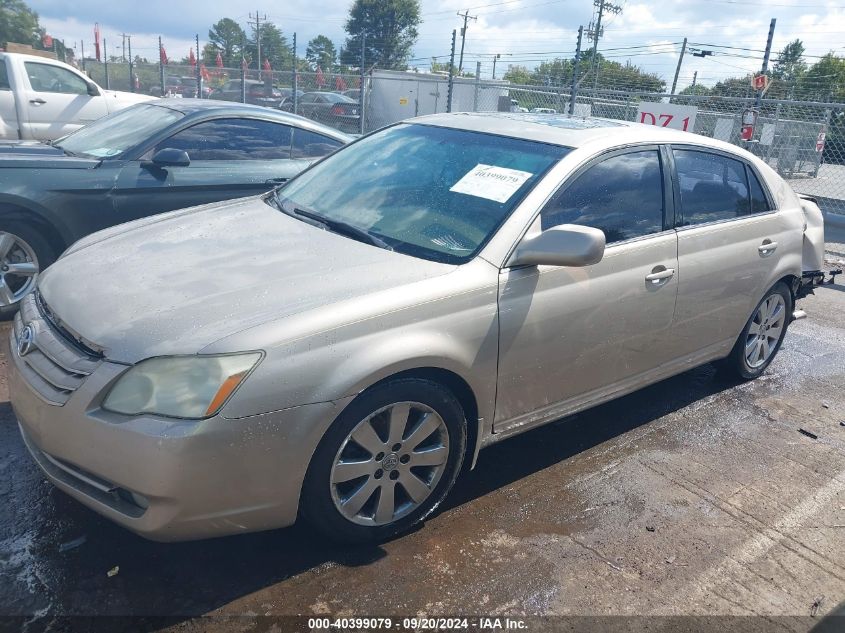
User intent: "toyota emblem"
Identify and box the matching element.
[17,324,35,357]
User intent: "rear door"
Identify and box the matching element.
[0,58,19,138]
[495,147,679,431]
[669,146,792,360]
[112,117,314,223]
[20,59,108,139]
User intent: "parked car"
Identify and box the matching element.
[342,89,361,101]
[149,76,182,97]
[0,99,350,315]
[530,107,557,113]
[285,91,361,132]
[9,113,825,543]
[177,77,213,99]
[0,51,154,141]
[210,79,283,108]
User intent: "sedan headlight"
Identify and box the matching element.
[102,354,262,419]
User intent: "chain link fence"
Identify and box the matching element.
[81,60,845,216]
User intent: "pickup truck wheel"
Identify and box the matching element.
[721,282,792,380]
[302,378,466,543]
[0,223,56,318]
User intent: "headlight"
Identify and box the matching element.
[102,353,261,419]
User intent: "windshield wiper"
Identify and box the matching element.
[46,140,79,158]
[272,191,392,251]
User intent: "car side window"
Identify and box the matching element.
[748,167,772,214]
[291,129,343,159]
[0,61,9,90]
[540,150,665,243]
[25,62,88,95]
[673,149,751,225]
[155,118,293,160]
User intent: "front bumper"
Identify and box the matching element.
[8,315,350,542]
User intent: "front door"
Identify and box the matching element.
[495,147,679,431]
[21,60,108,140]
[112,117,312,224]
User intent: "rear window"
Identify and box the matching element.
[748,168,772,214]
[0,60,9,90]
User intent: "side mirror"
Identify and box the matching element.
[507,224,606,268]
[86,82,100,97]
[145,148,191,168]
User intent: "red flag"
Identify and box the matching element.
[263,58,271,71]
[215,51,223,68]
[335,75,347,91]
[160,45,168,65]
[93,23,100,61]
[200,64,210,82]
[316,65,325,88]
[189,48,196,67]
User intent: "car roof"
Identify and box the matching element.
[411,112,743,154]
[149,99,353,141]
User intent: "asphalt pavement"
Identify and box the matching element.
[1,275,845,632]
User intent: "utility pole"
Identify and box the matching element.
[80,40,85,71]
[127,35,133,91]
[670,37,687,95]
[249,11,268,68]
[755,18,776,109]
[588,0,622,92]
[447,29,456,113]
[456,10,477,74]
[293,32,298,114]
[195,34,201,98]
[492,53,501,80]
[569,26,583,115]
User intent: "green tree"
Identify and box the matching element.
[678,83,710,96]
[246,22,292,70]
[502,64,532,85]
[343,0,420,70]
[772,39,806,83]
[0,0,39,47]
[305,35,337,71]
[799,53,845,101]
[207,18,246,67]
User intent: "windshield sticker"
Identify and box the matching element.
[450,164,534,203]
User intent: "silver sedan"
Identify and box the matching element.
[9,113,825,542]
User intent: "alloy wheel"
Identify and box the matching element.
[330,401,450,526]
[745,294,786,368]
[0,232,39,307]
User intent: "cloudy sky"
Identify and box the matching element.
[27,0,845,90]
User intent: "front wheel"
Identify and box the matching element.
[0,223,56,318]
[721,282,792,380]
[301,378,467,543]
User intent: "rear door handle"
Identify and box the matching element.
[29,98,46,105]
[645,267,675,284]
[758,240,778,255]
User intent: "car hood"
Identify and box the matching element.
[103,90,156,106]
[0,140,100,169]
[38,196,456,363]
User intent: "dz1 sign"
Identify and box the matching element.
[636,102,698,132]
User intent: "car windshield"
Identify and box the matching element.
[275,123,570,263]
[55,104,184,159]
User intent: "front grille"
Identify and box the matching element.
[11,293,101,405]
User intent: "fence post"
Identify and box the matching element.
[473,61,481,112]
[127,37,133,92]
[158,37,164,96]
[293,33,299,115]
[569,26,583,115]
[195,35,202,98]
[447,29,456,113]
[359,34,366,134]
[104,38,110,89]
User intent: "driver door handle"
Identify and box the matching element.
[29,98,46,105]
[645,268,675,284]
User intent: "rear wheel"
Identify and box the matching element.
[721,282,792,380]
[0,223,56,318]
[301,378,467,543]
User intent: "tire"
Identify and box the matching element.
[0,221,57,319]
[301,378,467,544]
[721,282,792,380]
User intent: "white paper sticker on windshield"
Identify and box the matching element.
[450,164,534,203]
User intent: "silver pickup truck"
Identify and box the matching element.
[0,51,152,141]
